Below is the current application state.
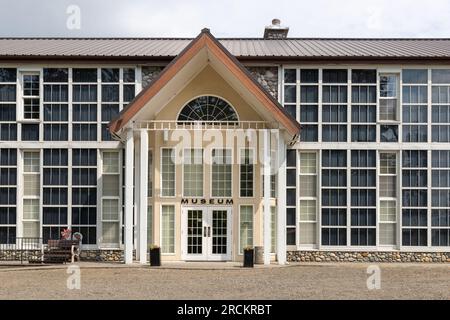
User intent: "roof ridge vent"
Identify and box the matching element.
[263,19,289,39]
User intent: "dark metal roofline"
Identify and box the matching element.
[3,37,450,60]
[3,37,450,40]
[2,55,450,62]
[0,37,194,40]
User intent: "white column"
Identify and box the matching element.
[277,139,287,265]
[263,129,271,265]
[16,150,23,239]
[139,130,149,264]
[134,138,141,260]
[124,129,134,264]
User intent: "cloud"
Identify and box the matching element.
[0,0,449,37]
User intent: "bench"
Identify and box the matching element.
[43,240,81,264]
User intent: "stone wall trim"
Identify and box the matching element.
[287,251,450,263]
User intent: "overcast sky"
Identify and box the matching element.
[0,0,449,38]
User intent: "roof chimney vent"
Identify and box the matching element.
[264,18,289,39]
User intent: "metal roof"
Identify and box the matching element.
[2,37,450,59]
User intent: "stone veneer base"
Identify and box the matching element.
[78,250,450,263]
[287,251,450,263]
[80,250,128,262]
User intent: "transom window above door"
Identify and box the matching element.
[177,96,238,122]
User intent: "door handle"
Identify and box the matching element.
[204,226,207,237]
[207,226,211,237]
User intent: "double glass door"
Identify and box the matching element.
[182,207,232,261]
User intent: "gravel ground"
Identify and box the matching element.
[0,263,448,300]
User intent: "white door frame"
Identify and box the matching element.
[181,206,232,261]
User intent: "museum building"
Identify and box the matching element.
[1,20,450,264]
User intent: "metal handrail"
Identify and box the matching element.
[0,237,43,264]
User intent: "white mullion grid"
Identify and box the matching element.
[346,149,351,247]
[376,68,380,142]
[119,149,124,249]
[160,147,176,198]
[42,74,69,142]
[39,149,43,239]
[378,71,400,123]
[21,150,41,239]
[296,68,300,123]
[299,68,320,142]
[97,67,102,142]
[351,76,377,144]
[376,150,380,247]
[101,150,121,248]
[400,150,428,248]
[100,67,121,142]
[277,65,282,105]
[280,67,297,122]
[67,149,72,232]
[430,151,450,247]
[402,78,428,143]
[210,148,232,198]
[378,151,399,249]
[399,70,403,143]
[16,149,23,239]
[347,69,351,143]
[238,148,254,198]
[68,68,73,142]
[396,150,401,248]
[41,149,68,236]
[20,71,41,122]
[427,149,432,247]
[321,72,348,143]
[294,149,300,248]
[16,71,22,141]
[284,149,296,248]
[72,70,98,142]
[318,68,323,142]
[122,67,137,112]
[96,149,103,246]
[351,151,377,247]
[16,68,42,125]
[71,149,97,246]
[148,148,153,198]
[0,149,18,243]
[14,68,21,127]
[37,68,44,141]
[298,151,318,249]
[317,149,322,249]
[319,149,348,247]
[427,69,432,144]
[430,78,450,143]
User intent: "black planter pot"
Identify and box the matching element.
[149,247,161,266]
[243,248,254,268]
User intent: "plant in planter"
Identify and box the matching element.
[149,244,161,266]
[243,246,254,268]
[61,228,72,240]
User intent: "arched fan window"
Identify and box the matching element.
[177,96,238,122]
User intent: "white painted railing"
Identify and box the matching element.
[132,120,277,131]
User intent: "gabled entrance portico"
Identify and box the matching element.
[109,29,300,265]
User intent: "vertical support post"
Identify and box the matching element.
[263,129,271,265]
[124,129,134,264]
[139,130,149,264]
[134,138,140,260]
[277,138,287,265]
